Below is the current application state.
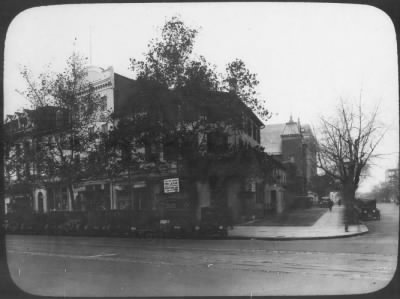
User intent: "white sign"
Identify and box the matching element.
[164,178,180,194]
[245,179,256,192]
[133,181,146,189]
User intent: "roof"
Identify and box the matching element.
[281,118,301,136]
[85,65,114,84]
[260,123,285,154]
[261,117,314,154]
[211,91,265,127]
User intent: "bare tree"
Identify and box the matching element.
[317,100,386,208]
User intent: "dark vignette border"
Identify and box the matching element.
[0,1,398,299]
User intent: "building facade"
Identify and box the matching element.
[385,168,399,184]
[260,116,317,208]
[5,66,285,225]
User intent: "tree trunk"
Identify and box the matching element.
[342,184,356,204]
[342,180,356,227]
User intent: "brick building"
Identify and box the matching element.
[261,116,317,209]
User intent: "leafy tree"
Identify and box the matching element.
[130,16,269,121]
[122,16,274,212]
[224,59,270,121]
[130,16,199,89]
[16,52,109,210]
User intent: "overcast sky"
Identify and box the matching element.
[4,3,399,192]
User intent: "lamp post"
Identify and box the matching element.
[342,158,353,232]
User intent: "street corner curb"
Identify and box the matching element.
[226,227,369,241]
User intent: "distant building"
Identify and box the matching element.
[261,116,318,206]
[385,168,399,183]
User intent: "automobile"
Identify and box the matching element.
[357,199,380,221]
[134,220,162,238]
[318,198,331,208]
[193,223,228,238]
[193,208,229,238]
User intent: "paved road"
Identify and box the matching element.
[5,203,398,296]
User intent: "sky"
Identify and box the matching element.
[4,3,399,192]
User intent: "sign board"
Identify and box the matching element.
[74,186,86,192]
[163,178,180,194]
[245,179,256,192]
[133,181,146,189]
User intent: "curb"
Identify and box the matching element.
[226,227,369,241]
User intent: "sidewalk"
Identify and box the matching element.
[227,205,368,240]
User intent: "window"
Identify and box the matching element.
[88,126,95,136]
[183,105,198,121]
[24,161,30,177]
[74,154,80,166]
[238,138,244,149]
[252,123,257,140]
[163,138,179,161]
[15,144,21,157]
[56,110,64,128]
[61,188,68,210]
[256,183,264,204]
[5,144,10,159]
[145,141,159,162]
[20,117,27,129]
[199,113,207,121]
[88,152,96,164]
[207,132,228,153]
[100,96,107,111]
[38,192,44,213]
[270,190,277,209]
[48,188,55,211]
[101,123,108,134]
[23,141,31,154]
[35,139,42,152]
[247,119,252,136]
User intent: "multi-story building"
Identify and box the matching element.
[5,65,285,224]
[260,116,317,208]
[385,168,399,184]
[4,66,135,214]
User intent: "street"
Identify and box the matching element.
[5,203,398,297]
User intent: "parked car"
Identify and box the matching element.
[193,208,229,238]
[319,198,331,208]
[357,199,380,221]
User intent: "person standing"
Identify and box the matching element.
[328,199,333,212]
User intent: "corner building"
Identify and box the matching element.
[5,66,285,226]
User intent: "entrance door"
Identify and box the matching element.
[133,188,148,210]
[271,190,277,212]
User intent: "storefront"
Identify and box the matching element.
[114,180,150,210]
[47,186,69,211]
[76,183,111,211]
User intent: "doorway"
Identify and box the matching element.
[271,190,277,212]
[38,192,44,213]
